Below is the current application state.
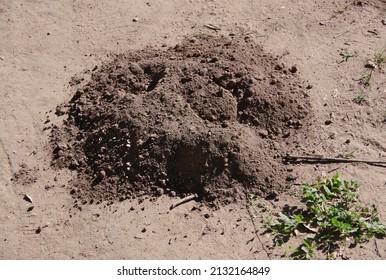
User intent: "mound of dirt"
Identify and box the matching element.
[51,34,311,207]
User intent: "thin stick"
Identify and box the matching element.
[245,196,272,260]
[285,155,386,166]
[374,239,382,258]
[204,24,221,31]
[333,30,350,39]
[170,194,198,210]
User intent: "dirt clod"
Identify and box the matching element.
[35,226,42,234]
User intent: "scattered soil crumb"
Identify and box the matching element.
[12,164,38,186]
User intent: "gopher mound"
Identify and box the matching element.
[51,34,311,207]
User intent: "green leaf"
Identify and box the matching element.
[264,173,386,259]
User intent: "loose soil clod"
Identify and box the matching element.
[51,34,311,207]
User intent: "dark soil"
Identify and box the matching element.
[11,164,38,186]
[51,34,312,207]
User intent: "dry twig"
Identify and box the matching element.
[170,194,198,210]
[285,155,386,167]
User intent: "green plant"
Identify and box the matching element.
[353,92,366,104]
[338,148,358,159]
[366,46,386,69]
[202,30,214,39]
[264,174,386,259]
[334,0,362,15]
[247,194,269,218]
[359,73,372,87]
[373,46,386,68]
[268,21,283,32]
[339,49,357,63]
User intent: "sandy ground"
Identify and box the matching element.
[1,0,385,259]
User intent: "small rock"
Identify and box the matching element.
[221,121,229,128]
[156,188,164,196]
[244,87,255,98]
[148,133,158,139]
[169,191,176,197]
[325,119,333,125]
[97,170,106,179]
[133,17,139,22]
[274,63,283,70]
[141,228,146,233]
[159,179,166,187]
[55,105,68,116]
[329,131,337,139]
[257,129,268,138]
[203,213,211,219]
[286,174,297,182]
[35,226,42,234]
[129,62,143,75]
[382,19,386,25]
[365,60,377,69]
[265,191,279,200]
[69,159,79,169]
[282,131,291,138]
[23,194,33,204]
[289,65,298,73]
[191,206,200,211]
[27,206,34,212]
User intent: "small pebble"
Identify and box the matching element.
[97,170,106,179]
[325,120,333,125]
[129,62,143,75]
[169,191,176,197]
[35,226,42,234]
[23,194,33,204]
[289,65,298,73]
